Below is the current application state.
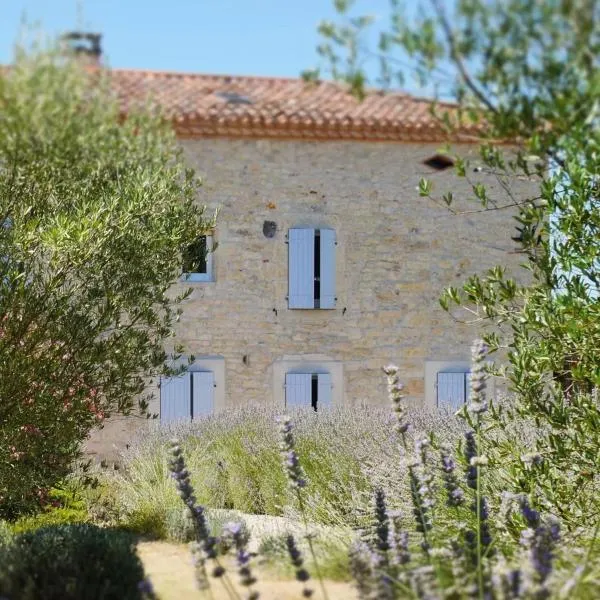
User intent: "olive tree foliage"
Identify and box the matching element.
[0,46,210,518]
[310,1,600,523]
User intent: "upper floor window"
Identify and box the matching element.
[160,369,215,424]
[285,372,332,410]
[288,228,336,309]
[183,234,213,282]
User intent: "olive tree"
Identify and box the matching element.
[310,1,600,523]
[0,46,209,518]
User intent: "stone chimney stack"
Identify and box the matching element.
[60,32,102,66]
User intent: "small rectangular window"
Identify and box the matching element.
[183,234,214,282]
[285,372,332,410]
[437,371,469,411]
[160,370,215,424]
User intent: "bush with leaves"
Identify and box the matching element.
[0,523,150,600]
[310,0,600,527]
[0,41,210,518]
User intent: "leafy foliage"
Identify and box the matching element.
[313,0,600,525]
[0,44,210,518]
[0,523,147,600]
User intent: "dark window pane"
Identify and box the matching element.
[183,235,208,274]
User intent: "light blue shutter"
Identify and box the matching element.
[319,229,336,309]
[437,372,467,411]
[285,373,312,407]
[160,374,191,424]
[288,229,315,309]
[192,371,214,418]
[317,373,332,408]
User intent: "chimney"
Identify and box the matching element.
[60,32,102,66]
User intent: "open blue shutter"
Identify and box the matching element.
[192,371,214,418]
[317,373,332,408]
[285,373,312,407]
[288,229,315,308]
[319,229,336,309]
[437,372,467,411]
[160,374,191,424]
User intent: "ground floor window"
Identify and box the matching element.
[285,372,332,410]
[425,359,472,410]
[436,370,470,411]
[160,370,215,424]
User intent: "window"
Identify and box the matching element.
[285,372,332,410]
[160,370,215,424]
[288,228,336,309]
[183,234,213,282]
[436,371,470,411]
[425,360,472,409]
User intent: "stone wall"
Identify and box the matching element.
[87,138,531,459]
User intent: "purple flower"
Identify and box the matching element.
[286,534,313,597]
[137,579,156,598]
[278,417,307,489]
[390,514,410,566]
[519,496,540,529]
[440,443,464,507]
[373,488,390,555]
[167,439,222,584]
[464,431,478,490]
[222,521,258,592]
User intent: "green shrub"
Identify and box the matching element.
[9,487,89,535]
[0,523,147,600]
[9,506,89,535]
[0,521,13,548]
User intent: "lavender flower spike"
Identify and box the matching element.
[222,521,259,599]
[286,534,313,598]
[373,488,390,555]
[439,443,464,507]
[168,439,221,582]
[279,416,307,489]
[468,339,489,415]
[383,364,409,436]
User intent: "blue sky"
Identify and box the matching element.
[0,0,393,80]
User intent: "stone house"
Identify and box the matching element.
[88,66,525,457]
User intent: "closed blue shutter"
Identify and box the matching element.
[285,373,312,407]
[160,374,191,424]
[437,372,467,411]
[317,373,332,408]
[192,371,214,418]
[319,229,336,309]
[288,229,315,309]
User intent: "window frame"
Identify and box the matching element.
[182,233,214,283]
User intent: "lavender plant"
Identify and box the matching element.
[127,343,598,599]
[168,439,250,600]
[278,416,329,600]
[285,533,314,598]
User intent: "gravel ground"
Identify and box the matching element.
[138,540,358,600]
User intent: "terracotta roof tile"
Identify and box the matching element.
[107,68,481,143]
